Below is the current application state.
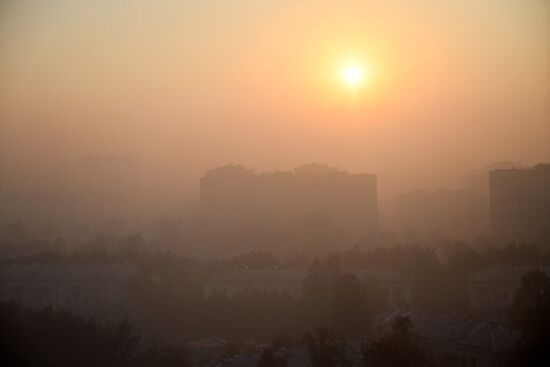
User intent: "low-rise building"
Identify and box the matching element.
[468,265,550,314]
[203,268,413,309]
[204,269,307,299]
[375,310,520,367]
[0,264,140,322]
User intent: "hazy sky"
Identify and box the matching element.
[1,0,549,204]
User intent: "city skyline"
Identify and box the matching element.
[1,1,549,202]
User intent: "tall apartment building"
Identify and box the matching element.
[200,163,378,234]
[490,164,550,247]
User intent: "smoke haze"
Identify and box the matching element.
[1,0,549,233]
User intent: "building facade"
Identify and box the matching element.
[203,268,412,309]
[490,163,550,247]
[204,269,306,299]
[200,164,378,234]
[468,265,550,313]
[0,264,140,322]
[394,188,489,241]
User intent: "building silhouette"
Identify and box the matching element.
[200,163,378,235]
[394,188,489,241]
[490,163,550,247]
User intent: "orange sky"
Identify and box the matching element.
[1,0,549,207]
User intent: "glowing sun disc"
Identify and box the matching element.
[341,63,364,87]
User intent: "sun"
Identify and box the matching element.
[341,63,364,87]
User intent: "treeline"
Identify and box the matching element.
[114,254,387,340]
[3,268,548,366]
[2,268,549,366]
[0,299,452,367]
[239,269,550,367]
[339,242,546,311]
[0,298,443,366]
[0,301,192,367]
[2,230,550,341]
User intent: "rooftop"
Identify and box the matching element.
[377,309,520,354]
[203,163,375,179]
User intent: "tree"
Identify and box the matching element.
[332,273,368,337]
[0,301,140,367]
[508,269,550,366]
[257,346,289,367]
[303,255,343,328]
[304,327,347,367]
[231,251,280,269]
[0,300,200,367]
[362,278,387,319]
[360,316,431,367]
[130,346,193,367]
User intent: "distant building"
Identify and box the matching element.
[490,163,550,246]
[394,188,489,241]
[200,164,378,234]
[468,265,550,313]
[375,310,519,367]
[0,264,140,322]
[459,161,522,194]
[203,268,412,309]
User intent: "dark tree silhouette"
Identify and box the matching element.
[0,300,197,367]
[302,255,343,329]
[304,327,347,367]
[0,301,140,367]
[360,316,431,367]
[130,345,193,367]
[509,269,550,366]
[332,273,368,337]
[257,346,289,367]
